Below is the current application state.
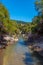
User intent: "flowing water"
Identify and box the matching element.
[0,38,43,65]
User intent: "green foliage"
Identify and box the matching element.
[0,3,20,35]
[0,3,9,19]
[35,0,43,16]
[20,23,31,34]
[31,0,43,34]
[0,3,33,35]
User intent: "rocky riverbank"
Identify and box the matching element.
[0,34,19,49]
[28,37,43,57]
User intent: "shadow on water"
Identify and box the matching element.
[32,52,43,65]
[18,38,43,65]
[23,52,43,65]
[23,52,34,65]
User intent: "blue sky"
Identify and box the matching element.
[0,0,37,22]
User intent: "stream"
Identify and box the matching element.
[0,38,43,65]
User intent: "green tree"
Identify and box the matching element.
[0,3,9,19]
[35,0,43,16]
[0,3,10,33]
[31,0,43,34]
